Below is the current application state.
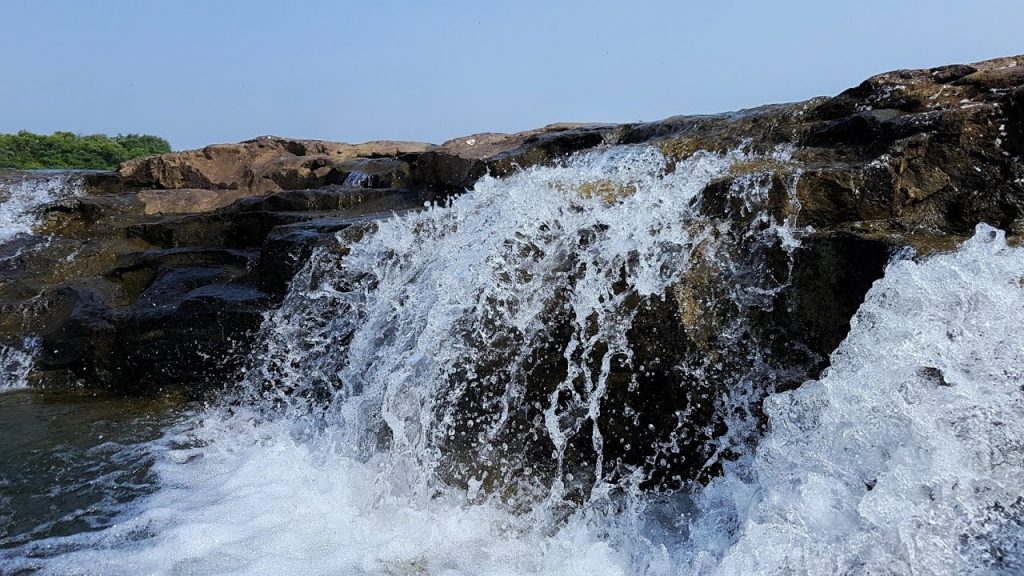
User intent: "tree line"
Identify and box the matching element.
[0,131,171,170]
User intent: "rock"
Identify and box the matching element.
[3,53,1023,408]
[231,185,421,214]
[124,186,422,250]
[3,180,426,395]
[777,233,895,362]
[107,247,258,302]
[412,124,619,198]
[118,136,433,194]
[36,286,118,381]
[137,188,255,215]
[114,281,271,396]
[256,216,382,295]
[79,171,126,195]
[114,128,621,202]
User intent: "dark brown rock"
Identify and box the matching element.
[257,216,382,295]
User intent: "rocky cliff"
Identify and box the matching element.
[1,54,1022,401]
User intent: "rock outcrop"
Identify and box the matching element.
[0,54,1021,409]
[117,137,433,195]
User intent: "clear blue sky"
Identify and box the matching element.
[1,1,1021,150]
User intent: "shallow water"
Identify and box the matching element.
[0,390,187,564]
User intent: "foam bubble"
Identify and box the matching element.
[691,224,1024,574]
[0,338,40,393]
[0,172,80,244]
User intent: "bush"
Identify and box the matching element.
[0,131,171,170]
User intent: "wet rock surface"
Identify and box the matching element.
[1,54,1021,406]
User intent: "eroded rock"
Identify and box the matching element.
[117,136,433,194]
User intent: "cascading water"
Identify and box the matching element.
[248,144,804,501]
[0,338,41,393]
[3,146,1023,575]
[0,172,81,392]
[0,172,80,245]
[686,224,1024,575]
[343,170,372,188]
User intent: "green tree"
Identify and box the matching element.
[0,131,171,170]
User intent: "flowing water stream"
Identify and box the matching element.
[0,172,82,393]
[1,148,1022,575]
[0,172,80,245]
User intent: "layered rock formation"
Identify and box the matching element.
[1,54,1021,407]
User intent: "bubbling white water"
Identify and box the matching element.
[0,172,80,244]
[343,170,372,188]
[252,144,801,498]
[688,224,1024,575]
[0,173,80,392]
[0,338,40,393]
[4,147,1023,575]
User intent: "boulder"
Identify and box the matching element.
[136,188,255,215]
[117,136,433,194]
[257,216,380,295]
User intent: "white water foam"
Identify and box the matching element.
[0,338,40,393]
[249,143,800,499]
[0,173,80,393]
[4,150,1023,575]
[688,224,1024,575]
[344,170,372,188]
[0,172,80,244]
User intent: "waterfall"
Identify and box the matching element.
[0,337,40,392]
[5,146,1023,575]
[688,224,1024,575]
[0,171,81,244]
[0,172,81,392]
[344,170,372,188]
[247,144,803,500]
